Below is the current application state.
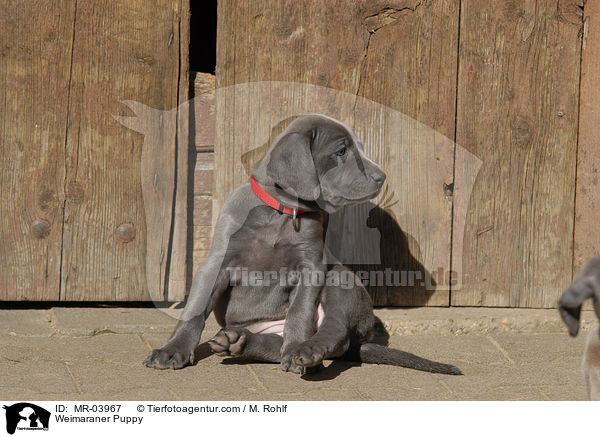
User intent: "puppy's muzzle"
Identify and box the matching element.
[371,171,386,187]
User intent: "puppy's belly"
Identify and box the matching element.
[244,303,325,337]
[245,319,285,336]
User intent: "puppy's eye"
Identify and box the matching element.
[334,147,347,157]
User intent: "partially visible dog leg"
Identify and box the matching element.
[290,317,350,368]
[144,186,262,370]
[144,315,206,370]
[558,257,600,399]
[280,261,327,372]
[288,277,366,368]
[583,325,600,400]
[144,262,230,370]
[558,256,600,336]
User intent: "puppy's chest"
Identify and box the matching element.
[227,206,323,270]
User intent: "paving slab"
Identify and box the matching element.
[1,359,79,396]
[540,384,590,401]
[49,307,180,336]
[0,310,53,337]
[377,307,598,336]
[0,333,149,366]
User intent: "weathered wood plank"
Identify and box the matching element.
[353,0,459,306]
[60,0,183,301]
[216,0,460,306]
[453,0,583,307]
[191,154,214,276]
[193,152,215,197]
[574,2,600,275]
[192,72,216,151]
[188,73,216,281]
[167,0,191,302]
[113,100,177,303]
[0,1,75,300]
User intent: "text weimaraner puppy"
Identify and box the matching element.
[559,256,600,399]
[144,113,462,375]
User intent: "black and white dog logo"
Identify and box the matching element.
[3,403,50,435]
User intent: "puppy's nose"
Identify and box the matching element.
[371,170,386,187]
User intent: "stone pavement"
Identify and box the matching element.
[0,307,597,401]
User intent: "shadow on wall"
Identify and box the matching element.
[326,200,436,307]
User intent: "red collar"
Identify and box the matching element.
[250,176,306,216]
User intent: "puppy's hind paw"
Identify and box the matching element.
[208,328,248,357]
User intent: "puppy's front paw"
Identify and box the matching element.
[291,341,326,368]
[143,347,194,370]
[280,353,305,374]
[281,343,323,374]
[208,328,248,356]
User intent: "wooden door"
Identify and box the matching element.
[452,1,582,307]
[0,0,189,301]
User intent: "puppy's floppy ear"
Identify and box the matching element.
[266,132,320,200]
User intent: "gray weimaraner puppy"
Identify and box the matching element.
[559,256,600,399]
[144,113,462,375]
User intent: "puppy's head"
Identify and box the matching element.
[258,114,386,212]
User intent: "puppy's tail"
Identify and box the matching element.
[349,343,463,375]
